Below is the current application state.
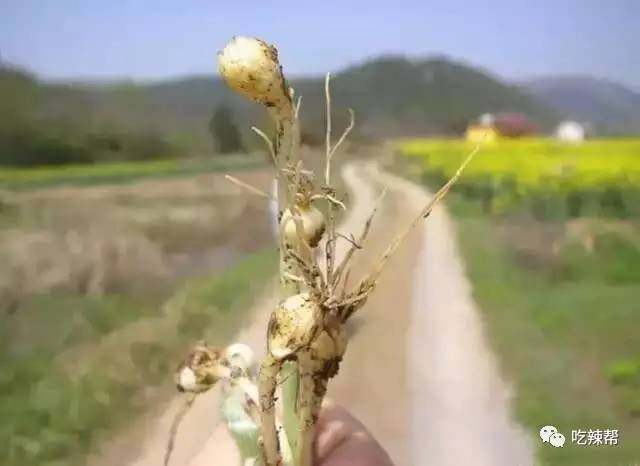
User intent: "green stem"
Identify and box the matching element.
[281,361,300,456]
[266,98,303,466]
[296,353,315,466]
[220,385,261,462]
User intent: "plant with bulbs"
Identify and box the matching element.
[166,36,477,466]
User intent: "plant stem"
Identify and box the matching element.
[296,353,315,466]
[277,111,304,465]
[281,361,300,457]
[258,355,282,466]
[260,97,303,466]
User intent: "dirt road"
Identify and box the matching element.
[90,160,532,466]
[373,167,534,466]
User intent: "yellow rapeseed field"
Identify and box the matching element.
[400,138,640,217]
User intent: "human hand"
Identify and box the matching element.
[189,399,393,466]
[314,399,394,466]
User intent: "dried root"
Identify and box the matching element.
[164,395,195,466]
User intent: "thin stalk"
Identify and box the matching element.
[323,71,354,287]
[324,74,336,286]
[296,353,315,466]
[224,174,273,199]
[258,355,282,466]
[251,126,277,166]
[272,109,300,298]
[366,143,479,283]
[164,395,195,466]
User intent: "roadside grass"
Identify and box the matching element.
[0,154,264,190]
[448,197,640,466]
[0,247,277,466]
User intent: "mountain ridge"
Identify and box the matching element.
[2,54,560,133]
[521,75,640,135]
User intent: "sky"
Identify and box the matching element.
[1,0,639,89]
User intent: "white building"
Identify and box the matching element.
[555,121,585,143]
[479,113,495,127]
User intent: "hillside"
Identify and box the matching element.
[522,76,640,135]
[95,56,561,140]
[0,67,184,166]
[1,56,560,165]
[293,56,559,137]
[136,56,559,139]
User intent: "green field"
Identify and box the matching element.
[0,154,263,190]
[0,248,277,466]
[0,149,275,465]
[401,138,640,466]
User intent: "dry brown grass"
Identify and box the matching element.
[497,217,640,269]
[0,169,273,311]
[0,225,168,308]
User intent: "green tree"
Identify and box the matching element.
[209,104,244,154]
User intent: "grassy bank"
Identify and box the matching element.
[0,248,277,466]
[0,154,263,190]
[449,197,640,466]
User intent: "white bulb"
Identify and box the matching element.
[281,205,326,248]
[218,36,291,111]
[268,293,319,359]
[224,343,255,372]
[178,367,198,392]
